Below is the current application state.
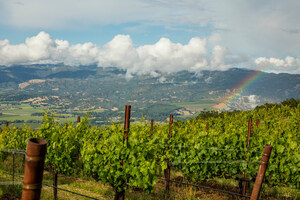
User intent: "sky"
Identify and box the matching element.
[0,0,300,77]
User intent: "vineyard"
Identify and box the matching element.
[0,102,299,199]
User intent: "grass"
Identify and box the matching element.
[1,168,299,200]
[173,100,218,110]
[0,113,42,121]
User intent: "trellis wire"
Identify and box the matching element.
[158,177,265,200]
[0,148,26,154]
[171,160,261,165]
[1,170,101,200]
[42,183,101,200]
[2,170,23,178]
[147,143,263,153]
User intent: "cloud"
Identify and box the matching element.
[255,56,300,74]
[204,76,213,84]
[1,1,300,59]
[0,32,299,76]
[0,32,56,64]
[248,95,258,109]
[158,76,166,83]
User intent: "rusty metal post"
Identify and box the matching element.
[247,118,252,147]
[206,122,209,133]
[165,115,173,191]
[77,116,80,123]
[250,145,272,200]
[118,105,131,200]
[6,121,9,127]
[150,119,154,137]
[52,167,58,200]
[169,115,173,139]
[21,138,47,200]
[256,119,260,127]
[123,105,131,142]
[12,152,15,185]
[242,117,252,198]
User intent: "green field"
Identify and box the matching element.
[173,99,218,110]
[0,103,77,128]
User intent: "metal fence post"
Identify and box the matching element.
[117,105,131,200]
[53,167,58,200]
[206,122,209,133]
[150,119,154,137]
[12,152,15,185]
[165,114,173,191]
[21,138,47,200]
[250,145,272,200]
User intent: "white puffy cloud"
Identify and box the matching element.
[248,95,258,109]
[255,56,300,74]
[0,32,299,76]
[0,32,56,65]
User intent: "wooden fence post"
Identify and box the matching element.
[250,145,272,200]
[77,116,80,123]
[6,121,9,127]
[165,115,173,191]
[22,138,47,200]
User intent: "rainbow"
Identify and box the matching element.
[219,70,265,111]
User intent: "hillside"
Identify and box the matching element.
[0,64,299,124]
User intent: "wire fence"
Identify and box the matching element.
[0,145,267,200]
[0,149,102,200]
[1,170,101,200]
[157,177,265,200]
[0,148,25,154]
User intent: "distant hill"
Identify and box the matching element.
[0,64,299,117]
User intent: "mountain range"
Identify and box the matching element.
[0,64,299,122]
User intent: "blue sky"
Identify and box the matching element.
[0,0,299,75]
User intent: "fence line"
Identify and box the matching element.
[0,148,26,154]
[1,170,101,200]
[157,177,265,200]
[42,183,101,200]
